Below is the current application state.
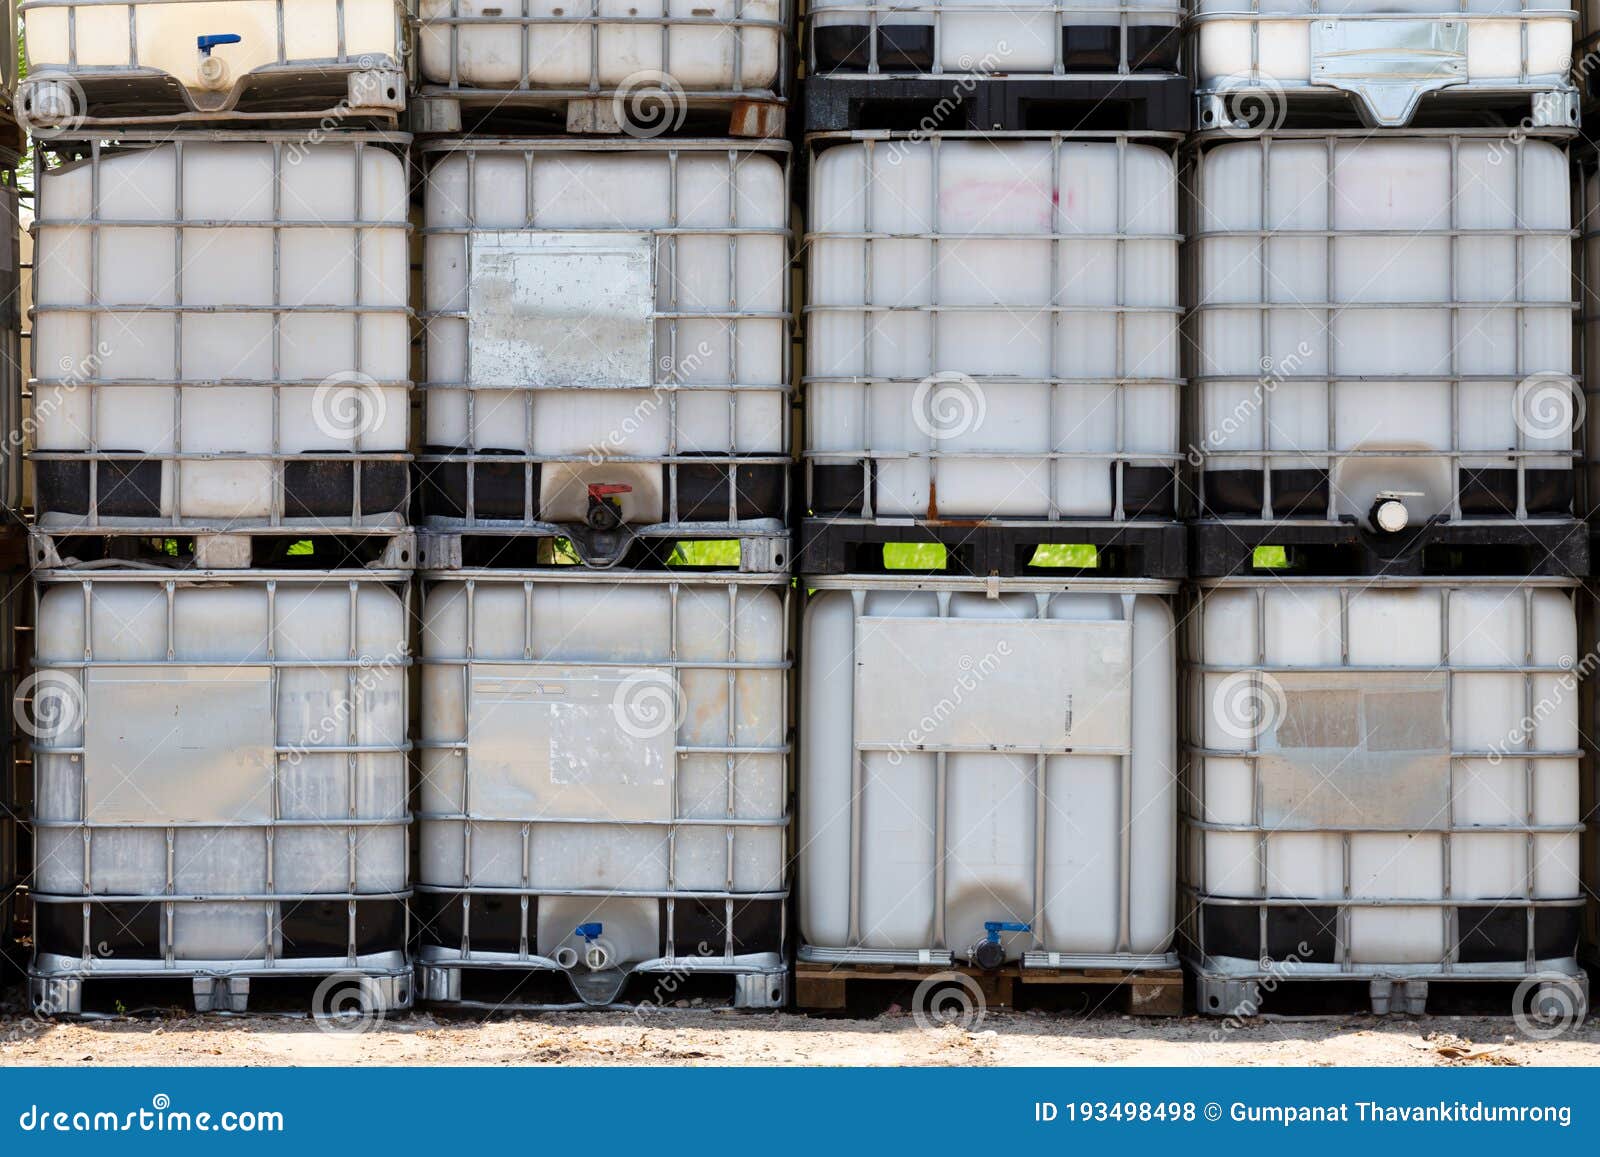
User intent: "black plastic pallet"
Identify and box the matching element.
[1189,519,1589,579]
[796,960,1183,1016]
[800,74,1190,135]
[798,518,1185,577]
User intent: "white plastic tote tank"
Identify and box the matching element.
[415,571,790,1008]
[419,139,790,559]
[30,134,411,535]
[1190,132,1577,532]
[806,133,1180,523]
[27,570,412,1013]
[1183,578,1586,1014]
[20,0,406,124]
[0,153,23,516]
[1193,0,1577,128]
[800,577,1177,970]
[807,0,1182,76]
[417,0,784,99]
[0,589,19,978]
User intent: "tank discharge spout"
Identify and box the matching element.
[1370,490,1424,535]
[970,922,1030,971]
[195,33,242,90]
[575,923,612,971]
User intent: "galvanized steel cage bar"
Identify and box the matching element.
[1183,128,1582,525]
[802,130,1184,527]
[28,568,413,981]
[1179,576,1587,981]
[804,1,1185,77]
[414,569,791,968]
[801,574,1179,971]
[28,130,413,536]
[416,138,792,539]
[417,0,792,104]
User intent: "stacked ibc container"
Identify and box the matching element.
[19,3,414,1016]
[1181,5,1590,1021]
[408,8,794,1011]
[793,0,1188,1016]
[0,7,21,989]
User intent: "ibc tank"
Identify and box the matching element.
[1189,131,1578,531]
[0,152,23,516]
[417,0,785,99]
[806,133,1181,523]
[30,133,411,534]
[415,570,790,1007]
[1193,0,1576,128]
[799,576,1178,968]
[418,139,790,549]
[28,570,412,1010]
[1182,578,1586,1009]
[20,0,406,123]
[807,0,1182,76]
[0,585,20,981]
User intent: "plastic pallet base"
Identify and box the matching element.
[798,518,1185,578]
[27,528,416,571]
[801,74,1189,134]
[416,528,790,573]
[28,970,412,1018]
[410,89,785,138]
[415,962,788,1010]
[795,961,1183,1016]
[1188,519,1589,578]
[1190,968,1590,1021]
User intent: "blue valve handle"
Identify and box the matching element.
[574,923,603,943]
[982,921,1031,944]
[197,34,242,56]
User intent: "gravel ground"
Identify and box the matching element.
[3,1010,1599,1067]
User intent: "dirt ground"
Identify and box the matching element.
[3,1009,1600,1067]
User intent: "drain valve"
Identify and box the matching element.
[585,483,631,531]
[575,922,611,971]
[196,34,242,91]
[970,921,1030,971]
[1370,489,1424,535]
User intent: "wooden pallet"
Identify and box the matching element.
[795,960,1184,1017]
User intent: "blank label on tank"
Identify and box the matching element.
[83,667,274,824]
[853,619,1131,754]
[467,665,675,822]
[1257,671,1449,830]
[467,232,655,390]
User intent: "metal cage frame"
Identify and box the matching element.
[1182,127,1584,527]
[27,568,414,1008]
[802,130,1186,529]
[412,567,792,1005]
[1179,576,1588,988]
[27,130,414,538]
